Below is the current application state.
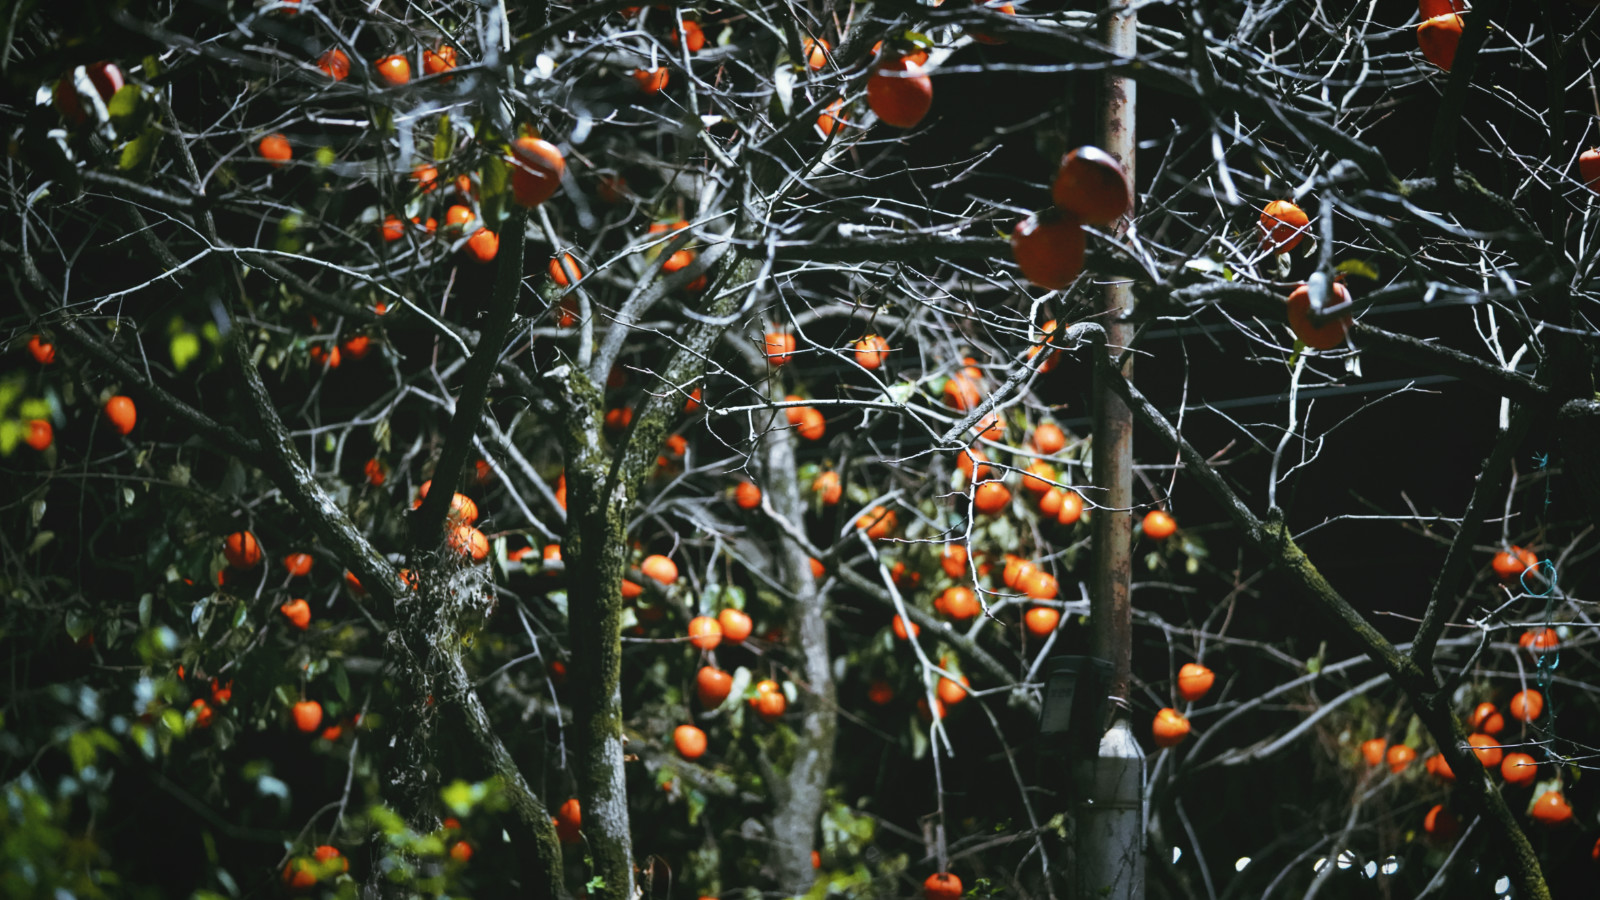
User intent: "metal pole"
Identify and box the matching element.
[1079,0,1145,895]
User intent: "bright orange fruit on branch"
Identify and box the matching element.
[1177,663,1215,701]
[1417,14,1463,71]
[972,480,1011,515]
[447,524,489,561]
[892,614,920,640]
[1286,282,1353,350]
[856,505,897,539]
[764,331,796,365]
[1024,606,1060,636]
[867,54,933,129]
[259,133,291,167]
[1386,744,1416,772]
[1259,200,1309,254]
[718,608,752,642]
[674,724,707,759]
[1418,0,1466,16]
[735,480,762,509]
[1501,752,1538,786]
[1423,804,1460,841]
[555,798,582,843]
[801,37,830,70]
[423,45,457,77]
[317,48,350,80]
[668,20,706,53]
[511,136,565,207]
[633,66,669,94]
[812,471,842,505]
[292,700,323,733]
[1425,752,1454,781]
[641,554,678,586]
[1033,422,1065,455]
[1467,733,1502,767]
[24,420,52,451]
[1492,546,1538,579]
[1509,689,1543,722]
[548,253,582,286]
[1051,146,1131,227]
[280,599,311,630]
[1152,708,1190,748]
[465,229,498,263]
[1530,791,1573,825]
[751,679,787,720]
[688,615,722,650]
[1360,738,1386,766]
[855,335,890,369]
[1520,627,1558,655]
[923,871,962,900]
[816,98,847,138]
[1469,701,1505,735]
[1011,211,1084,290]
[224,531,262,568]
[104,395,137,435]
[27,334,55,364]
[1581,148,1600,193]
[697,666,733,707]
[375,54,411,86]
[1142,509,1176,540]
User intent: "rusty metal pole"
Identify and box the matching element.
[1078,0,1144,895]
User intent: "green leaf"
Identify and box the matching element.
[314,146,336,168]
[170,332,201,372]
[1335,258,1380,281]
[19,398,51,419]
[119,127,164,176]
[0,420,18,456]
[481,156,509,230]
[106,84,147,136]
[332,664,350,702]
[434,114,452,161]
[65,610,91,641]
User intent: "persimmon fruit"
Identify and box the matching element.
[1259,199,1309,254]
[1010,211,1084,290]
[1152,708,1190,748]
[1177,663,1215,701]
[104,395,137,435]
[1051,146,1132,227]
[867,55,933,129]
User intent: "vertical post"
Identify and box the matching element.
[1079,0,1145,896]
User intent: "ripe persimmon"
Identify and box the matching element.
[465,228,499,262]
[448,524,489,561]
[445,204,475,230]
[259,133,291,166]
[1024,606,1060,636]
[1417,14,1463,72]
[971,1,1016,44]
[867,54,933,129]
[763,331,796,365]
[856,505,897,539]
[1011,211,1085,290]
[548,253,582,286]
[1286,282,1353,350]
[892,614,920,640]
[1468,733,1503,767]
[1177,663,1215,702]
[312,846,347,871]
[1501,752,1538,786]
[1152,708,1190,748]
[868,680,894,705]
[511,136,565,207]
[955,446,993,480]
[423,45,457,77]
[674,724,708,759]
[1470,702,1505,735]
[1051,146,1132,227]
[735,480,762,509]
[641,554,678,586]
[317,48,350,80]
[937,674,970,706]
[668,20,706,53]
[1426,752,1455,781]
[801,37,830,70]
[27,335,56,364]
[1033,422,1065,455]
[191,698,214,728]
[1142,509,1176,540]
[344,336,371,360]
[1492,546,1538,579]
[1056,490,1084,525]
[1387,744,1416,772]
[1520,627,1558,654]
[816,98,847,138]
[555,798,582,842]
[1419,0,1466,16]
[1531,791,1573,825]
[375,54,411,86]
[750,680,787,719]
[855,334,890,369]
[796,407,826,440]
[224,531,262,568]
[941,544,968,578]
[1581,148,1600,193]
[1360,737,1386,766]
[697,666,733,707]
[812,471,842,505]
[688,615,722,650]
[972,480,1011,515]
[633,66,669,93]
[24,420,52,451]
[1509,689,1543,722]
[923,873,962,900]
[1022,460,1057,494]
[1259,199,1309,254]
[449,841,472,862]
[292,700,323,733]
[938,586,981,620]
[718,608,752,642]
[104,395,137,435]
[1021,570,1059,602]
[280,599,311,630]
